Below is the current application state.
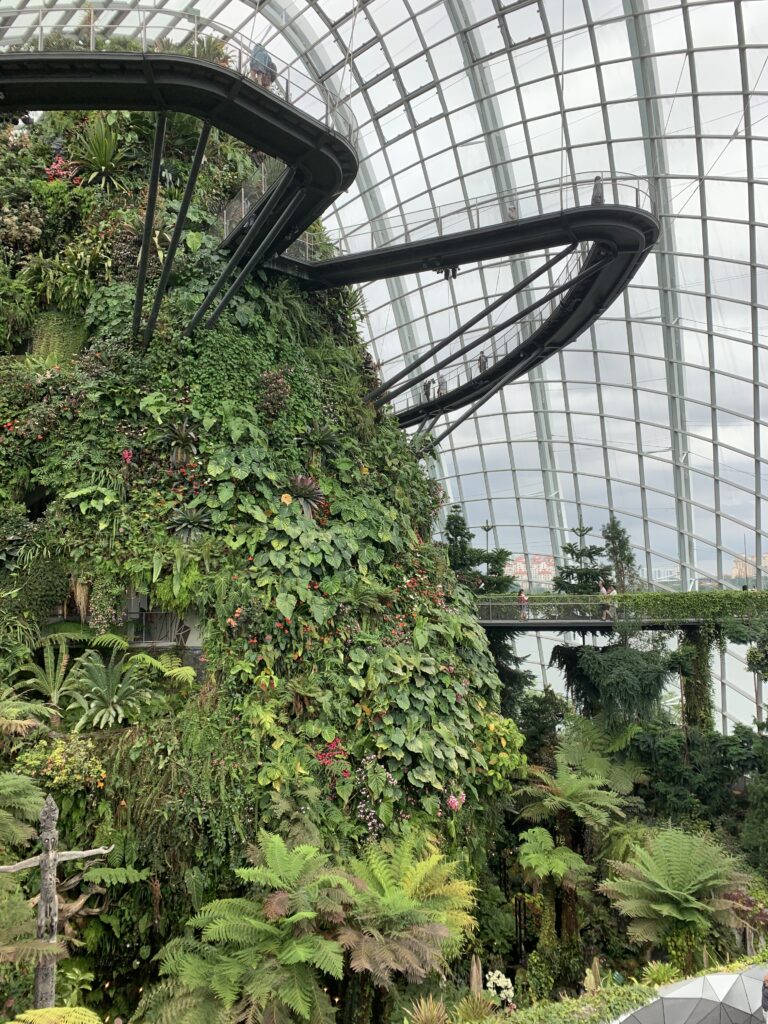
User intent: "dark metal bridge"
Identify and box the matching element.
[0,18,658,436]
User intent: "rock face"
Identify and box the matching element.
[0,112,521,1007]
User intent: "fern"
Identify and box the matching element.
[82,865,150,885]
[599,826,745,965]
[138,831,474,1019]
[9,1010,102,1024]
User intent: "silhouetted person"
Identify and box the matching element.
[478,352,488,374]
[591,175,604,205]
[422,380,432,402]
[437,376,447,397]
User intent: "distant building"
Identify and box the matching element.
[732,554,768,579]
[505,554,556,589]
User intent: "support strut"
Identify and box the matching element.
[378,253,609,409]
[204,187,307,329]
[132,112,167,341]
[183,167,298,336]
[143,121,211,349]
[366,244,575,403]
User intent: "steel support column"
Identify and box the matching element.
[132,112,167,341]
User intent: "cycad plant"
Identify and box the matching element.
[69,650,157,730]
[599,827,744,972]
[12,638,79,727]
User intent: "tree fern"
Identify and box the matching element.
[0,771,44,851]
[599,826,744,967]
[0,684,49,736]
[138,831,475,1020]
[8,1010,102,1024]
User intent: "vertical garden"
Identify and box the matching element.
[2,109,768,1024]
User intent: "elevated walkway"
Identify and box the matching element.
[477,592,768,632]
[272,176,658,430]
[0,13,657,429]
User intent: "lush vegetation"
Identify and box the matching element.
[1,105,768,1024]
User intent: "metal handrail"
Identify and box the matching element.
[0,3,357,143]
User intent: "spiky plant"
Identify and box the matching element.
[71,118,133,193]
[641,960,681,988]
[169,504,212,542]
[298,422,340,469]
[599,827,744,971]
[451,994,497,1024]
[404,995,450,1024]
[161,419,199,468]
[286,475,326,520]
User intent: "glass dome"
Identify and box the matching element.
[2,0,766,727]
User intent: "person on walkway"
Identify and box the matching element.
[761,972,768,1023]
[591,174,604,205]
[599,578,610,620]
[517,588,529,620]
[422,380,432,403]
[249,42,277,88]
[437,375,447,397]
[478,351,488,374]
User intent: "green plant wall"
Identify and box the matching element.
[0,111,522,1018]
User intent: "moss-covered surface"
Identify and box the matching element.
[0,113,522,1016]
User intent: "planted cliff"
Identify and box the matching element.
[0,112,521,1016]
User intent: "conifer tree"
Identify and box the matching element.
[552,523,612,595]
[601,515,638,593]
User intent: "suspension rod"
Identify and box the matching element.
[183,167,297,336]
[132,112,167,340]
[378,253,609,408]
[143,121,211,349]
[204,188,307,328]
[431,363,523,447]
[366,243,576,402]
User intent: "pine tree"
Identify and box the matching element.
[601,516,638,593]
[552,524,612,595]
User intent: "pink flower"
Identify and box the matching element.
[447,795,461,812]
[121,448,133,464]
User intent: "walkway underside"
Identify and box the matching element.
[0,52,357,258]
[273,204,658,427]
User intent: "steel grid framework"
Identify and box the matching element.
[2,0,767,728]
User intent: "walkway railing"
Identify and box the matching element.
[348,173,652,416]
[477,591,768,626]
[0,4,357,143]
[323,173,653,256]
